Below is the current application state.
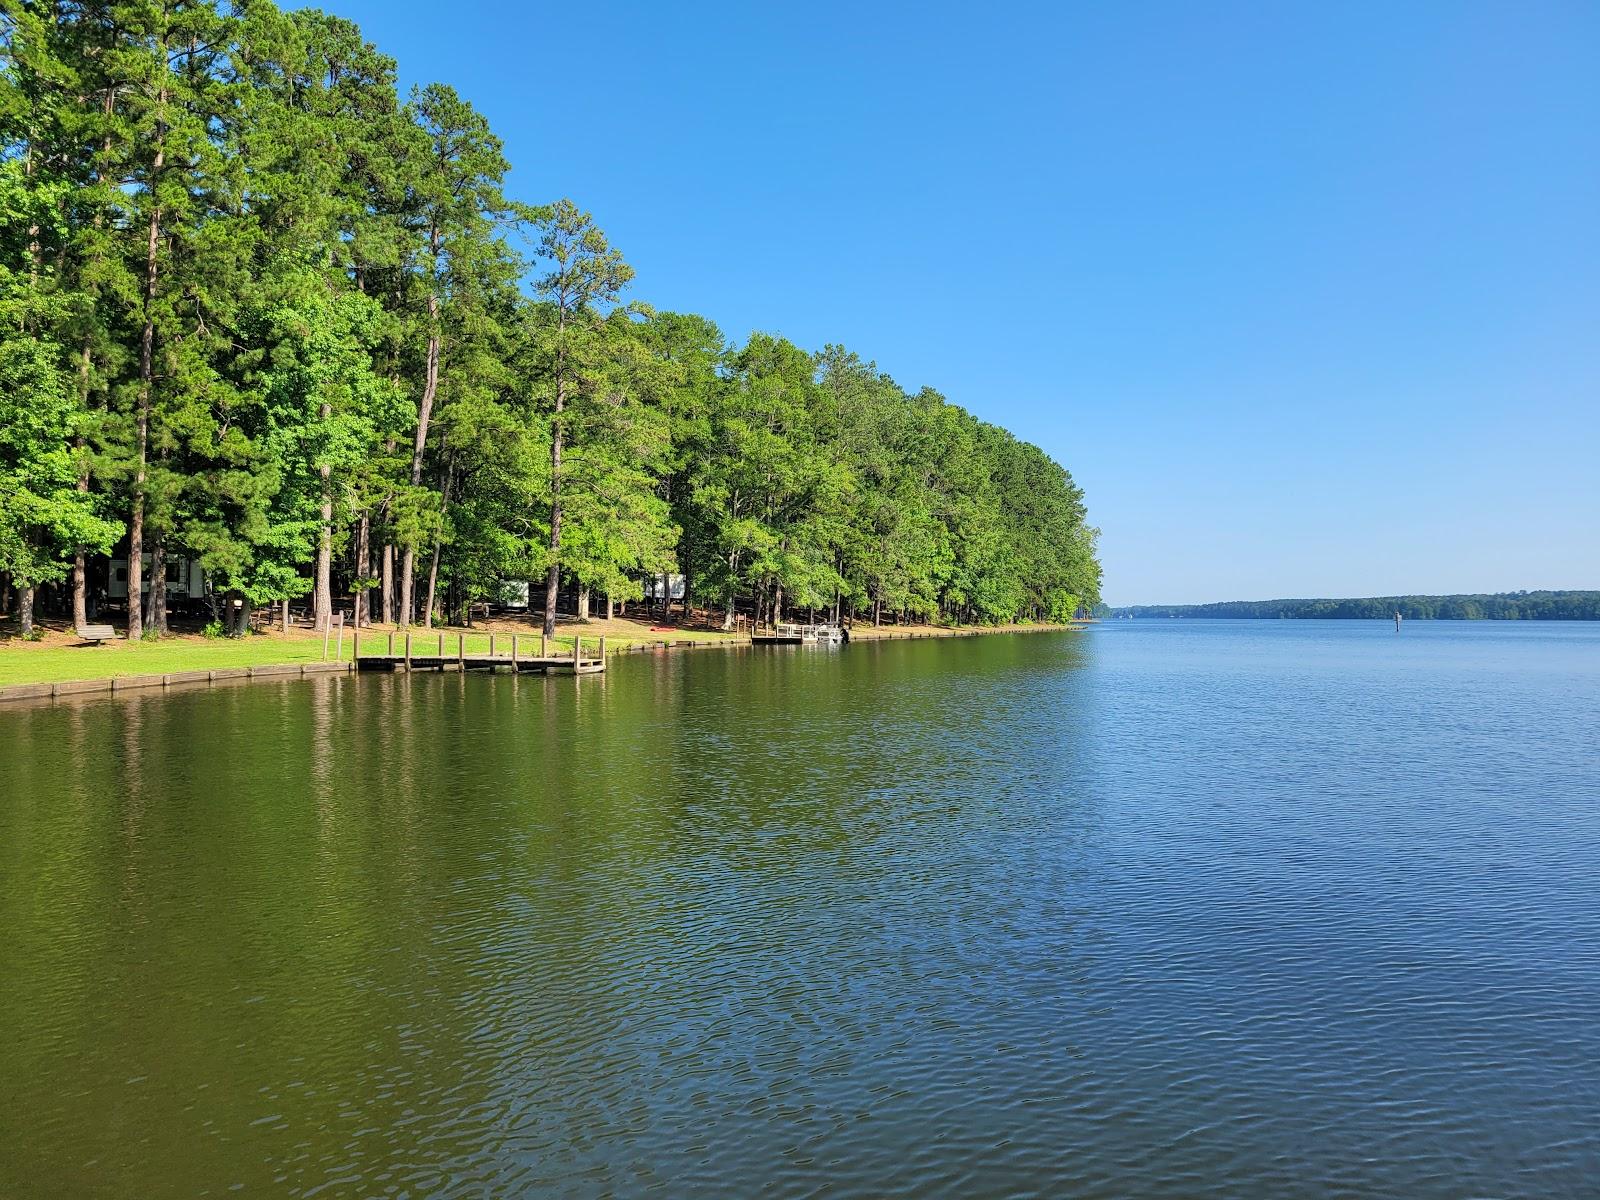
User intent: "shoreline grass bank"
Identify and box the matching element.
[0,616,1085,702]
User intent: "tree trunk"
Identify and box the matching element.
[377,440,395,625]
[542,502,563,639]
[19,585,35,638]
[723,551,738,630]
[402,256,442,629]
[422,457,453,630]
[314,407,333,632]
[281,599,289,633]
[399,546,415,627]
[605,593,614,620]
[541,563,561,640]
[354,515,370,628]
[422,547,442,629]
[72,553,88,629]
[71,96,116,636]
[128,453,146,641]
[381,541,394,624]
[543,295,569,640]
[144,531,166,636]
[127,70,168,644]
[577,585,589,621]
[71,442,90,628]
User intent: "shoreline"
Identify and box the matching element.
[0,620,1087,705]
[611,620,1085,653]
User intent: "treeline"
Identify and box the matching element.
[0,1,1099,639]
[1107,592,1600,620]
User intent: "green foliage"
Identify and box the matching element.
[0,0,1100,633]
[0,277,121,589]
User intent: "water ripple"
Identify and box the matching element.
[1,623,1598,1196]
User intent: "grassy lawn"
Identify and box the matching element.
[0,634,350,686]
[0,617,743,688]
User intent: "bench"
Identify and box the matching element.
[77,624,119,644]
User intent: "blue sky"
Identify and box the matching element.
[325,0,1598,605]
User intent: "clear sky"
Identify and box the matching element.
[322,0,1598,605]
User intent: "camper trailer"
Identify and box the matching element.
[644,574,686,603]
[106,554,207,614]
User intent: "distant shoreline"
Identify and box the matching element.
[1105,591,1598,621]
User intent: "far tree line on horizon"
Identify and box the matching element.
[1105,592,1600,621]
[0,1,1100,641]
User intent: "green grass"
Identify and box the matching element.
[0,624,742,688]
[0,636,352,687]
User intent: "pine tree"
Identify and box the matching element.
[525,199,633,638]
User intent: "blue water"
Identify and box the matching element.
[1,619,1597,1196]
[1055,620,1600,1196]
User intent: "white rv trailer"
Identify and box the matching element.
[106,555,206,603]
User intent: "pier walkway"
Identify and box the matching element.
[355,631,606,675]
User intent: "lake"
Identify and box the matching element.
[2,620,1597,1197]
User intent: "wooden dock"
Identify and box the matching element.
[752,622,846,645]
[355,631,606,674]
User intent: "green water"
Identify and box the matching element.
[3,625,1598,1196]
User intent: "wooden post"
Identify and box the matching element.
[489,633,496,658]
[599,636,606,664]
[353,627,360,663]
[404,632,412,669]
[573,634,581,670]
[437,632,444,659]
[335,612,345,661]
[387,631,394,657]
[540,632,548,659]
[322,618,332,661]
[457,633,464,669]
[511,634,519,666]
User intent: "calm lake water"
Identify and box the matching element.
[2,620,1598,1197]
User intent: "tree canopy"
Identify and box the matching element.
[0,0,1099,637]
